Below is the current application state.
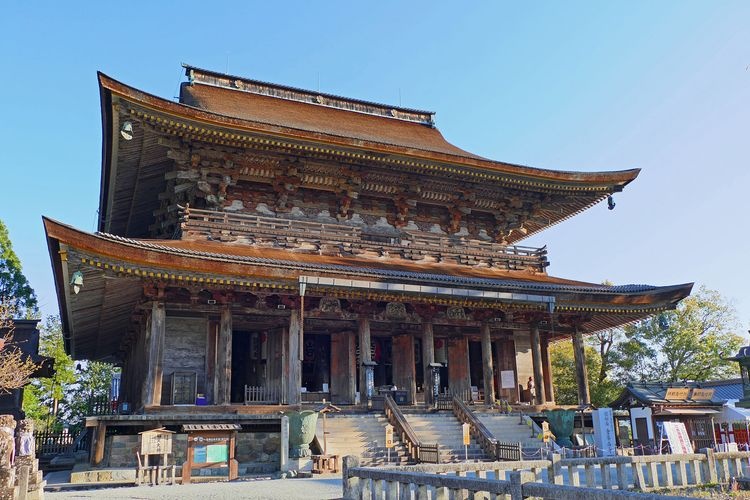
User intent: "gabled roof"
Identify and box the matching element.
[611,380,741,408]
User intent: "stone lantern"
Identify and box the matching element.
[727,345,750,408]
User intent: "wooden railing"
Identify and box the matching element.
[383,394,440,464]
[179,206,549,272]
[436,388,472,410]
[452,396,522,461]
[35,430,88,457]
[244,384,280,404]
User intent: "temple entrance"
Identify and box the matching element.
[372,337,393,388]
[301,334,331,393]
[469,341,483,397]
[230,331,268,403]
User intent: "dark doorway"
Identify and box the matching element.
[373,337,393,388]
[230,331,268,403]
[635,417,650,447]
[468,341,483,390]
[302,334,330,392]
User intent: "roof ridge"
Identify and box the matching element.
[182,63,436,126]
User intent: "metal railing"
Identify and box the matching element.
[383,394,440,464]
[179,206,549,271]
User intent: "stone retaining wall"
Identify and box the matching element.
[106,431,280,469]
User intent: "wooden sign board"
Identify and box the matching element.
[690,388,715,401]
[181,424,240,484]
[665,388,690,401]
[139,428,174,455]
[385,424,394,448]
[462,423,471,446]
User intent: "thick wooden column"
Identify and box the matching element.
[358,316,372,400]
[572,326,590,405]
[330,332,356,404]
[480,324,496,407]
[143,300,165,407]
[216,305,233,405]
[421,322,435,407]
[530,325,546,405]
[448,336,470,395]
[287,312,303,405]
[392,334,416,404]
[540,335,555,403]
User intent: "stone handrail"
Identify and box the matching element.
[343,449,750,497]
[342,456,693,500]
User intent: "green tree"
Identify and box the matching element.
[618,287,743,382]
[66,361,120,429]
[23,316,76,430]
[550,341,621,407]
[0,219,37,316]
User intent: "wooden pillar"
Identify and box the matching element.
[480,324,496,407]
[421,322,435,407]
[216,305,232,405]
[392,334,416,404]
[357,316,372,401]
[448,336,470,395]
[143,300,165,407]
[92,421,107,466]
[287,311,302,405]
[540,334,555,403]
[530,325,546,405]
[572,326,590,405]
[330,332,356,404]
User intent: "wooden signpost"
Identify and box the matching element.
[462,422,470,461]
[181,424,240,484]
[137,428,175,485]
[385,424,394,463]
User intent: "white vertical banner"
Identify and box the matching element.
[592,408,617,457]
[663,421,693,454]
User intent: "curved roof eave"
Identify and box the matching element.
[97,72,641,189]
[45,217,693,309]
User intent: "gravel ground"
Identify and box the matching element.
[46,476,343,499]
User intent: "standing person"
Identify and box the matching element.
[527,376,536,403]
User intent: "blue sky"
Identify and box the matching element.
[1,2,749,332]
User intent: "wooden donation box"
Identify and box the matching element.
[181,424,240,483]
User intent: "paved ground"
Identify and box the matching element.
[45,476,343,499]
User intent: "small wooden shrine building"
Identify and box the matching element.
[45,65,692,417]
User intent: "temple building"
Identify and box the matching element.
[44,65,691,449]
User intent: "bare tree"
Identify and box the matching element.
[0,299,37,393]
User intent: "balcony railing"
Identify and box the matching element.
[179,206,549,272]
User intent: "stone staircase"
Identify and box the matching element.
[474,412,546,457]
[315,413,414,466]
[401,410,490,462]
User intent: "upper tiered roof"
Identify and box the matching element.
[97,67,640,241]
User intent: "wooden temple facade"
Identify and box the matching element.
[45,65,692,414]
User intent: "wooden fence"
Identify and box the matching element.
[34,430,88,457]
[244,385,280,404]
[343,449,750,498]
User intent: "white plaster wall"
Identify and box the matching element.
[629,407,654,440]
